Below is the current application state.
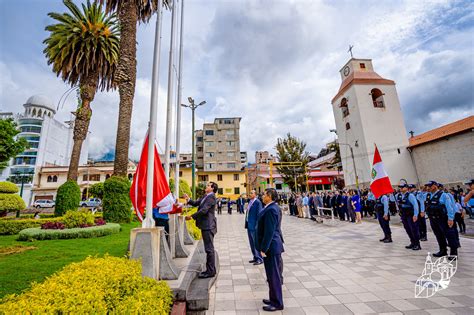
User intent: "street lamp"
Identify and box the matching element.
[181,97,206,199]
[329,129,359,190]
[16,162,30,217]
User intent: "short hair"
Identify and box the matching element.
[265,188,279,201]
[209,181,218,193]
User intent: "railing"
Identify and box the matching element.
[313,207,337,224]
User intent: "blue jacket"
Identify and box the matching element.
[246,198,262,231]
[256,202,284,255]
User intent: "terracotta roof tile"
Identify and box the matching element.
[408,115,474,148]
[331,71,395,103]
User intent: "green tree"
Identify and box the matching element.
[169,178,192,198]
[88,182,104,199]
[0,119,28,171]
[275,133,310,192]
[43,0,119,181]
[100,0,169,177]
[195,182,206,199]
[0,181,26,217]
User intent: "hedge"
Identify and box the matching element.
[0,213,57,220]
[62,210,95,228]
[103,176,132,223]
[184,207,201,240]
[18,223,121,241]
[0,217,63,235]
[0,182,18,194]
[55,180,81,216]
[0,194,25,214]
[0,256,173,314]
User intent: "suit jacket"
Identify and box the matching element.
[256,202,284,255]
[188,193,217,232]
[246,198,262,231]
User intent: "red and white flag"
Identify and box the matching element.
[130,131,174,222]
[370,144,394,198]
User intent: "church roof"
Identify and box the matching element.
[331,71,395,104]
[408,115,474,148]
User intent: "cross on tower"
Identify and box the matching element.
[348,45,354,58]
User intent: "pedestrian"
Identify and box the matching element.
[245,190,263,265]
[217,198,222,215]
[450,189,466,234]
[350,190,362,223]
[256,188,284,312]
[308,192,315,220]
[424,181,459,257]
[338,191,347,221]
[237,195,245,214]
[227,200,233,214]
[184,182,218,278]
[288,193,296,216]
[375,193,392,243]
[397,183,421,251]
[302,193,309,219]
[346,191,355,222]
[296,193,303,218]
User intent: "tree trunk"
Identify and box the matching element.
[113,0,137,177]
[67,72,98,181]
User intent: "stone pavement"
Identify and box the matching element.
[207,212,474,315]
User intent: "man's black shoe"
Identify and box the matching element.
[412,245,421,251]
[262,299,271,305]
[198,272,215,279]
[263,305,283,312]
[379,237,386,242]
[433,251,447,257]
[253,260,263,265]
[450,249,458,256]
[420,237,427,241]
[405,244,414,249]
[249,259,257,263]
[383,237,392,243]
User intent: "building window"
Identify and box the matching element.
[360,63,366,69]
[206,163,214,170]
[226,130,235,136]
[206,152,215,158]
[345,122,351,130]
[52,175,58,182]
[197,147,203,152]
[217,174,223,181]
[205,130,214,136]
[196,136,203,142]
[205,141,214,147]
[105,174,111,179]
[227,152,234,157]
[179,171,183,177]
[371,88,385,108]
[226,141,234,147]
[218,188,223,194]
[324,184,332,190]
[223,119,233,124]
[227,163,236,169]
[198,175,209,182]
[89,174,100,181]
[340,98,349,118]
[47,175,53,182]
[82,174,88,181]
[275,183,282,190]
[233,174,239,181]
[234,187,240,194]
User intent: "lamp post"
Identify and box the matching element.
[17,162,29,218]
[329,130,359,190]
[181,97,206,199]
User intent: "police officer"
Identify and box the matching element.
[375,194,392,243]
[425,181,460,257]
[410,185,427,241]
[398,183,421,250]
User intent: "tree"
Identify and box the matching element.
[275,133,310,192]
[0,119,28,171]
[100,0,169,177]
[43,0,119,181]
[327,141,341,171]
[0,181,26,217]
[88,182,104,199]
[169,178,192,198]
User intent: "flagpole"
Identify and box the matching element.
[145,1,164,228]
[164,0,177,182]
[174,0,184,199]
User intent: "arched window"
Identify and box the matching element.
[371,88,385,108]
[340,98,349,117]
[47,175,53,182]
[53,175,58,182]
[32,108,37,117]
[105,174,111,180]
[345,122,351,130]
[48,112,52,117]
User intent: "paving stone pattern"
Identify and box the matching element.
[206,212,474,315]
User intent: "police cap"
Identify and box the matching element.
[464,179,474,186]
[424,180,439,187]
[408,184,416,189]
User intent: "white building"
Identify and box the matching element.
[0,95,88,205]
[331,58,417,188]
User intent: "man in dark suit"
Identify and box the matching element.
[184,182,218,279]
[256,188,284,312]
[245,190,263,265]
[237,195,245,214]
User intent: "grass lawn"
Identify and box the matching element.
[0,221,140,298]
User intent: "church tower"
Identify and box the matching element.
[331,58,417,188]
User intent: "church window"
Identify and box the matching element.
[371,88,385,108]
[52,175,58,182]
[340,98,349,118]
[345,122,351,130]
[360,63,366,69]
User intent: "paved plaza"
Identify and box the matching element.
[207,212,474,315]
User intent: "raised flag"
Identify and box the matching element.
[370,144,394,198]
[130,132,174,222]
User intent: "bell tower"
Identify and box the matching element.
[331,58,417,188]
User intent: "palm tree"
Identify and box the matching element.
[101,0,169,177]
[44,0,120,181]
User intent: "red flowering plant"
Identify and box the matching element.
[41,221,65,230]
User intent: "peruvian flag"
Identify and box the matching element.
[130,131,174,222]
[369,144,394,198]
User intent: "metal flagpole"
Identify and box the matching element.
[144,0,164,228]
[174,0,184,199]
[164,0,177,182]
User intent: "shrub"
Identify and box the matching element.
[18,223,121,241]
[62,210,95,229]
[88,182,104,199]
[169,178,192,199]
[0,217,63,235]
[0,181,18,194]
[184,207,201,240]
[103,176,132,223]
[41,221,65,230]
[55,180,81,216]
[95,218,106,226]
[0,194,25,215]
[0,256,173,314]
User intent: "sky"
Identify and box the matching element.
[1,0,473,163]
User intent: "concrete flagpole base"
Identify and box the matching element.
[130,227,161,280]
[159,228,179,280]
[182,215,195,245]
[175,215,190,258]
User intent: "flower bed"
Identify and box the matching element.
[18,223,121,241]
[0,217,63,235]
[0,256,173,314]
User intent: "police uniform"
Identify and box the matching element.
[412,186,428,241]
[425,181,460,257]
[397,184,421,250]
[375,194,392,243]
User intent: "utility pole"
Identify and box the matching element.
[181,97,206,199]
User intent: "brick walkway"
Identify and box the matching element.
[207,212,474,315]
